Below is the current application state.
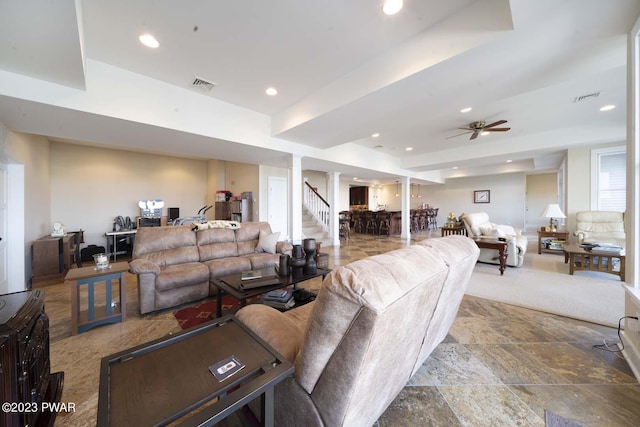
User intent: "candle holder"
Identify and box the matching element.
[93,253,110,270]
[303,238,317,275]
[290,245,306,279]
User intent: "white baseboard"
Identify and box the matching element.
[620,330,640,382]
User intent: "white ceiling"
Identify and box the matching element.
[0,0,638,185]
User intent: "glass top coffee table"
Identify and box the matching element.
[211,266,331,318]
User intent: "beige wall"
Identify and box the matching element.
[4,132,50,242]
[303,170,329,199]
[50,142,211,247]
[223,161,259,220]
[418,172,528,229]
[526,173,559,231]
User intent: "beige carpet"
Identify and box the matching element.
[465,248,625,327]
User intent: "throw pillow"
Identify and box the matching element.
[256,230,280,254]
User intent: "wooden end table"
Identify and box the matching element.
[538,230,569,254]
[64,261,128,335]
[563,243,625,281]
[98,316,293,427]
[441,226,467,237]
[473,238,508,275]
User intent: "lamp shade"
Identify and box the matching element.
[541,204,566,219]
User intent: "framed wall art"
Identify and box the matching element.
[474,190,490,203]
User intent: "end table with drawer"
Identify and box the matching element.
[538,230,569,254]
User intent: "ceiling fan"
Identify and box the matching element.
[447,120,511,140]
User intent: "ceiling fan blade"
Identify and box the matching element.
[446,131,472,139]
[457,127,475,131]
[483,120,507,128]
[470,131,480,140]
[484,127,511,132]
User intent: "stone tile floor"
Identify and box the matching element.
[43,230,640,426]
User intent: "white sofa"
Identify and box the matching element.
[461,212,528,267]
[574,211,625,247]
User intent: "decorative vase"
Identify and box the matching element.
[290,244,306,279]
[303,238,317,275]
[278,254,290,276]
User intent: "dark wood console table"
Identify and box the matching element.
[98,316,293,427]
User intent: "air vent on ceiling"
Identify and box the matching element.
[192,76,216,91]
[574,92,600,103]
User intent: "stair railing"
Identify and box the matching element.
[304,181,330,233]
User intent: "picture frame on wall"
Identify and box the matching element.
[474,190,490,203]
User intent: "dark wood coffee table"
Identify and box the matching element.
[473,238,508,275]
[563,243,625,281]
[97,316,293,427]
[211,267,331,318]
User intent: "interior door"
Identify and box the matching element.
[268,176,288,239]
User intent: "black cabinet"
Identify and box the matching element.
[349,186,369,206]
[0,290,63,427]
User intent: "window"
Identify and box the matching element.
[591,146,626,211]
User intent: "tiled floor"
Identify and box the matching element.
[42,229,640,426]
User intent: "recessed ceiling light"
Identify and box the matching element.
[139,34,159,48]
[265,87,278,96]
[383,0,403,15]
[460,107,472,113]
[405,147,413,151]
[353,177,358,180]
[371,133,380,138]
[600,104,616,111]
[452,166,458,169]
[506,159,513,163]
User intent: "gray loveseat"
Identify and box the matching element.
[129,222,292,314]
[236,235,480,426]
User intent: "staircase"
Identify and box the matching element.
[302,206,332,247]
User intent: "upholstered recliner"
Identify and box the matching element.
[461,211,527,267]
[574,211,625,247]
[236,236,480,427]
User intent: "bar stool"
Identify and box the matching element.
[418,210,428,231]
[378,211,391,236]
[353,211,365,234]
[427,208,439,230]
[365,211,378,235]
[410,210,420,233]
[339,212,351,240]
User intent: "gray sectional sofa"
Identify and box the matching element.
[129,222,292,314]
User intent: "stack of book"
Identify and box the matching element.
[262,289,295,309]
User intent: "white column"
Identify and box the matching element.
[289,154,303,243]
[400,176,411,239]
[328,172,341,246]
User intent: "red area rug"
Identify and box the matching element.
[173,296,245,329]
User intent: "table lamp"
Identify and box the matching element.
[541,204,566,231]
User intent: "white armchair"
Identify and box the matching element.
[574,211,625,247]
[461,212,528,268]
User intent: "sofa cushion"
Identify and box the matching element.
[256,230,280,254]
[196,228,238,261]
[133,226,200,267]
[235,222,273,255]
[155,262,209,292]
[203,257,252,278]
